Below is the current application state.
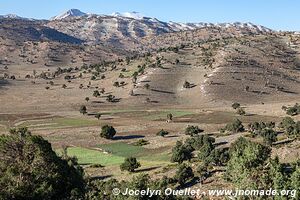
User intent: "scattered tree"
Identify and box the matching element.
[221,119,244,133]
[232,102,240,110]
[95,113,101,120]
[0,128,85,200]
[156,129,169,137]
[174,164,194,186]
[236,107,246,115]
[79,105,87,115]
[185,125,204,136]
[100,125,116,139]
[171,141,193,163]
[120,157,141,172]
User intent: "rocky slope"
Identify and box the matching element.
[47,10,272,48]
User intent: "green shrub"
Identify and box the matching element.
[120,157,141,172]
[185,125,204,136]
[221,119,244,133]
[156,129,169,137]
[174,164,194,186]
[232,102,240,109]
[133,139,149,146]
[171,141,193,163]
[100,125,116,139]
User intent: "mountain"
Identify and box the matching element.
[168,21,271,32]
[46,9,272,49]
[0,14,34,21]
[111,11,145,20]
[0,14,22,19]
[51,9,87,20]
[0,9,277,67]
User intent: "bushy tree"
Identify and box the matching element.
[198,142,214,161]
[261,128,277,145]
[185,125,204,136]
[120,157,141,172]
[133,139,149,146]
[93,90,100,97]
[100,125,116,139]
[183,81,191,88]
[225,137,271,189]
[221,119,244,133]
[291,166,300,199]
[206,148,229,166]
[174,164,194,186]
[236,107,246,115]
[185,135,215,150]
[197,163,209,183]
[0,128,85,200]
[285,103,300,116]
[248,121,275,136]
[95,113,101,120]
[156,129,169,137]
[79,105,87,115]
[278,117,300,136]
[167,113,173,121]
[171,141,193,163]
[232,102,240,109]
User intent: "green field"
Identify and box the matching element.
[98,142,171,161]
[97,142,146,157]
[18,117,101,129]
[61,147,124,166]
[60,142,171,167]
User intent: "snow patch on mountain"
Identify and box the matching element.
[51,9,87,20]
[111,11,145,20]
[0,14,34,20]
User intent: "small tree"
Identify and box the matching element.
[95,113,101,120]
[79,105,87,115]
[183,81,191,88]
[120,157,141,172]
[291,167,300,199]
[62,84,67,89]
[171,141,193,163]
[129,90,134,96]
[236,107,246,115]
[133,139,149,146]
[245,85,250,92]
[185,125,204,136]
[167,113,173,121]
[106,95,116,102]
[100,125,116,139]
[232,102,240,110]
[85,97,90,102]
[113,82,120,87]
[174,164,194,186]
[197,163,208,183]
[198,142,214,161]
[156,129,169,137]
[144,83,150,90]
[261,128,277,145]
[221,119,244,133]
[93,90,100,97]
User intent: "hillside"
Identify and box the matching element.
[2,8,300,200]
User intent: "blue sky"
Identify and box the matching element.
[0,0,299,31]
